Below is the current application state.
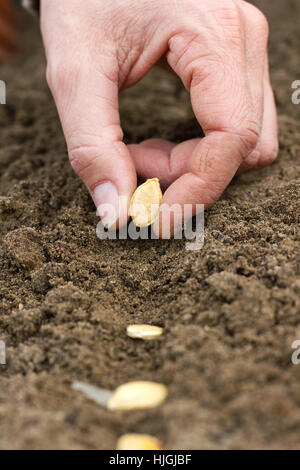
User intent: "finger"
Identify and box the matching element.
[128,138,201,189]
[46,54,136,229]
[253,50,278,169]
[236,4,277,172]
[155,130,258,237]
[255,80,278,168]
[238,54,278,173]
[238,80,278,173]
[140,139,175,153]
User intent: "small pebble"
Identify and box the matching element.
[107,381,168,411]
[117,433,163,450]
[126,324,163,340]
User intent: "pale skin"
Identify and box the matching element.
[3,0,279,236]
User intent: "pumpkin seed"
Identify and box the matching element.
[107,381,168,411]
[127,324,163,340]
[129,178,162,227]
[117,433,163,450]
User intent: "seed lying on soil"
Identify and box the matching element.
[107,381,168,411]
[126,324,163,340]
[129,178,162,227]
[117,433,163,450]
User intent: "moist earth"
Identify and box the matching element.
[0,1,299,449]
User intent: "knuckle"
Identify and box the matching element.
[189,55,223,90]
[167,31,223,90]
[67,133,121,179]
[68,142,100,177]
[232,121,260,155]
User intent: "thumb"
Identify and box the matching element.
[46,55,136,229]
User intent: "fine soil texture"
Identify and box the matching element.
[0,1,299,450]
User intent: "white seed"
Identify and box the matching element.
[117,433,163,450]
[129,178,162,227]
[107,381,168,411]
[126,324,163,340]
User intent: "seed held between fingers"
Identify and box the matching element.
[117,433,163,450]
[129,178,162,227]
[107,381,168,411]
[126,324,163,340]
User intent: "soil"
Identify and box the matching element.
[0,1,299,450]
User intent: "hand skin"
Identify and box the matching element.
[41,0,278,236]
[0,0,16,62]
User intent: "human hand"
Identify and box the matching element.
[0,0,16,62]
[41,0,278,235]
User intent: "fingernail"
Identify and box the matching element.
[94,182,119,228]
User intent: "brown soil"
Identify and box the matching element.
[0,1,299,450]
